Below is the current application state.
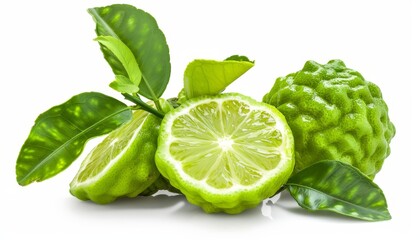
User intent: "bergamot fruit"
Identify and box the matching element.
[263,59,395,178]
[155,93,294,214]
[70,109,161,204]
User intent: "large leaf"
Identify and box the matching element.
[88,4,170,100]
[183,57,254,99]
[285,160,391,221]
[16,92,132,186]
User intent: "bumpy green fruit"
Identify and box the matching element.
[69,111,161,204]
[263,60,395,178]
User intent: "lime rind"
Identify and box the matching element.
[155,93,294,213]
[70,110,161,204]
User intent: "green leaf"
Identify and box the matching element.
[16,92,132,186]
[95,36,142,87]
[183,58,254,99]
[88,4,171,100]
[110,75,139,93]
[176,88,187,105]
[225,55,254,63]
[285,160,391,221]
[158,98,174,114]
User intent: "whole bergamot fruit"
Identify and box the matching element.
[263,59,395,178]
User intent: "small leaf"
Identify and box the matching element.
[285,160,391,221]
[89,4,171,100]
[95,36,142,87]
[183,58,254,99]
[225,55,254,63]
[16,92,132,186]
[158,98,174,114]
[176,88,187,105]
[110,75,139,93]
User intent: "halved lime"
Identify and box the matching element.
[70,110,161,204]
[155,93,294,214]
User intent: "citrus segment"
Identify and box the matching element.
[70,110,161,204]
[155,93,294,213]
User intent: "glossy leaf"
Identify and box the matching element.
[95,36,142,89]
[88,4,171,100]
[286,160,391,221]
[110,75,139,93]
[16,92,132,186]
[183,58,254,99]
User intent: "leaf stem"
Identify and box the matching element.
[122,93,164,118]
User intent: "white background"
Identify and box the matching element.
[0,0,417,239]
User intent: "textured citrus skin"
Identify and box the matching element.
[263,60,395,178]
[155,93,294,214]
[70,112,161,204]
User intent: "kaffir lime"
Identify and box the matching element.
[263,60,395,178]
